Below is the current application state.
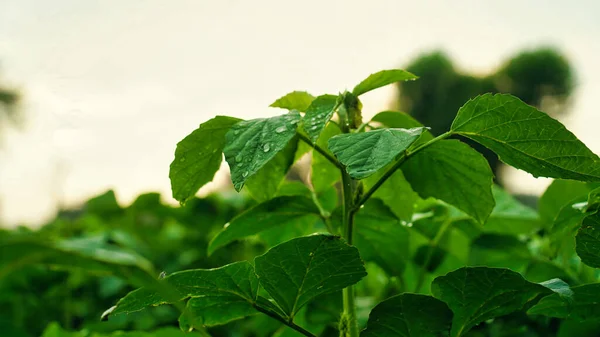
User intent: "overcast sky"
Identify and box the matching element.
[1,0,599,225]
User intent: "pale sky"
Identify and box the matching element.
[1,0,599,226]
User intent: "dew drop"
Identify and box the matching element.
[234,130,240,135]
[179,157,186,162]
[275,125,287,133]
[290,120,298,125]
[235,154,243,162]
[242,171,248,177]
[263,143,270,152]
[311,125,318,130]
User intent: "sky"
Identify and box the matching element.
[1,0,599,225]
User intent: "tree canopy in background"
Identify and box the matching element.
[396,48,574,179]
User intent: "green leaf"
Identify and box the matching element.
[576,213,600,268]
[224,111,301,191]
[112,261,259,326]
[354,199,409,276]
[254,234,367,318]
[303,94,339,142]
[41,323,201,337]
[586,186,600,212]
[370,110,434,142]
[208,196,321,255]
[178,294,258,330]
[403,139,495,224]
[364,168,418,221]
[328,127,425,179]
[528,283,600,321]
[352,69,418,96]
[469,234,531,271]
[246,136,298,202]
[270,91,315,112]
[539,180,593,224]
[170,116,241,202]
[484,185,540,235]
[362,293,452,337]
[0,237,154,285]
[311,122,341,192]
[431,266,550,337]
[451,94,600,181]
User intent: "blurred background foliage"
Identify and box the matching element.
[396,47,573,179]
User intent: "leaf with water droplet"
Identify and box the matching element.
[224,111,301,191]
[270,91,315,112]
[275,125,287,133]
[303,94,339,142]
[352,69,418,96]
[170,116,241,203]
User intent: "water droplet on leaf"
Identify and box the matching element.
[311,125,318,130]
[235,154,243,162]
[242,171,248,177]
[275,125,287,133]
[263,143,270,152]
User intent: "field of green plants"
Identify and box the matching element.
[2,69,600,337]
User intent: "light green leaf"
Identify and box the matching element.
[451,94,600,181]
[246,136,298,202]
[352,69,418,96]
[41,323,201,337]
[576,213,600,268]
[111,261,259,326]
[370,110,434,142]
[539,180,593,225]
[484,185,540,235]
[586,186,600,212]
[468,234,531,271]
[170,116,241,202]
[208,196,321,255]
[528,283,600,321]
[224,111,301,191]
[270,91,315,112]
[403,139,495,224]
[328,127,425,179]
[311,122,341,192]
[431,266,550,337]
[354,199,410,276]
[364,168,418,221]
[303,94,339,142]
[254,235,367,318]
[362,293,452,337]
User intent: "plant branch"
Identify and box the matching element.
[253,304,316,337]
[298,133,343,170]
[413,217,452,293]
[353,131,452,210]
[340,169,359,337]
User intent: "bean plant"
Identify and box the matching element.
[5,69,600,337]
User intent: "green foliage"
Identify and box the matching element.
[6,67,600,337]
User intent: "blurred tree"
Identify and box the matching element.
[396,48,574,180]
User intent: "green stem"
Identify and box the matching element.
[340,170,360,337]
[253,304,317,337]
[354,131,452,210]
[414,217,452,293]
[298,132,343,170]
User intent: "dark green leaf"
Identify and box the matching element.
[362,293,452,337]
[303,94,339,142]
[254,235,366,318]
[246,136,299,202]
[451,94,600,181]
[352,69,418,96]
[414,244,446,273]
[484,185,540,235]
[576,213,600,268]
[364,168,418,221]
[431,267,550,337]
[224,111,301,191]
[270,91,315,112]
[528,283,600,321]
[328,127,425,179]
[403,140,495,224]
[586,186,600,212]
[112,261,259,326]
[469,234,530,271]
[311,122,341,192]
[354,199,409,276]
[208,196,321,255]
[170,116,241,202]
[178,294,258,329]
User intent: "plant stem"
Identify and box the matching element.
[298,133,343,170]
[413,217,452,293]
[253,304,317,337]
[340,170,360,337]
[354,131,452,210]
